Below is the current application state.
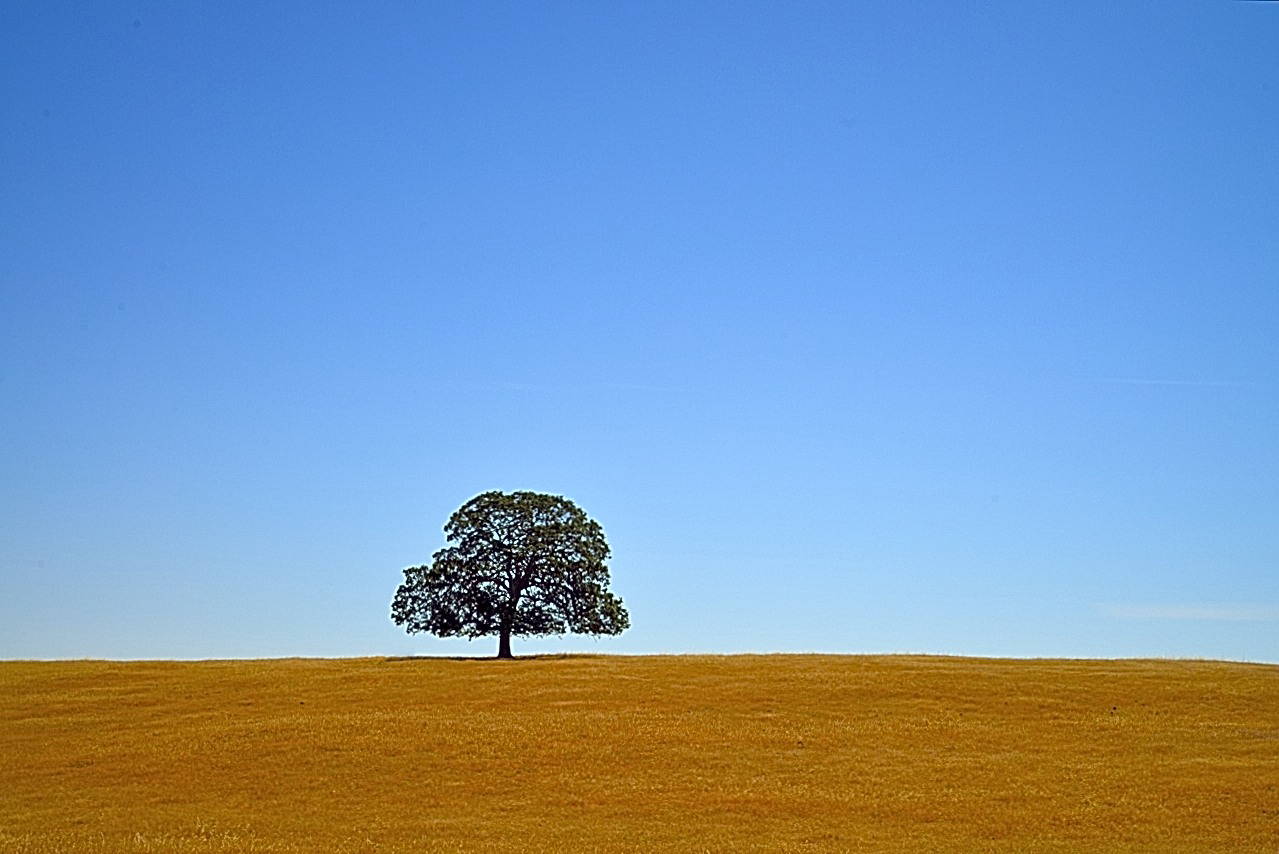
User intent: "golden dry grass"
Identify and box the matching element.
[1,654,1276,852]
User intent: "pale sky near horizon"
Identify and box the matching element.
[3,1,1277,662]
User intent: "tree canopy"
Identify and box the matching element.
[391,491,629,658]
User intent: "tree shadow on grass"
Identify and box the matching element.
[382,653,603,663]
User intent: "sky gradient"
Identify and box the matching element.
[3,1,1277,661]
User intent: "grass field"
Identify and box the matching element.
[1,654,1276,852]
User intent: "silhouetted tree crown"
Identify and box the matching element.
[391,491,629,658]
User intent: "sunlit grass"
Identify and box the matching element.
[2,655,1276,851]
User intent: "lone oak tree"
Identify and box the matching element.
[391,491,629,658]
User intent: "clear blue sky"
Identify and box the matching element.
[3,1,1276,662]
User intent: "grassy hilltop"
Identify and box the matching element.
[2,654,1276,852]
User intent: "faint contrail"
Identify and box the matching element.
[1101,604,1279,621]
[475,381,676,394]
[1084,378,1257,388]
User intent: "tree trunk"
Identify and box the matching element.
[497,628,513,659]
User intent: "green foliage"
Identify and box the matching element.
[392,491,629,657]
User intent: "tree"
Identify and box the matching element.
[391,491,629,658]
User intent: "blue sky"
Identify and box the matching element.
[3,1,1277,661]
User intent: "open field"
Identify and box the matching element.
[1,655,1276,852]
